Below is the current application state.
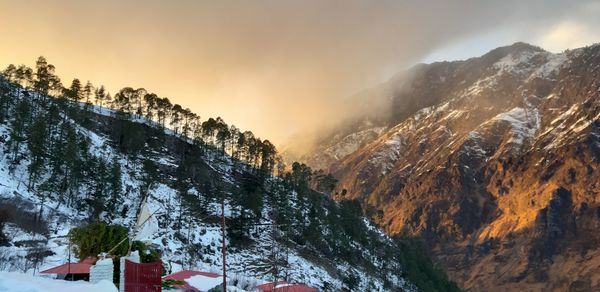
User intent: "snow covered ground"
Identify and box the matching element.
[0,272,117,292]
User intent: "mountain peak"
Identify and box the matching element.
[506,41,544,51]
[483,42,546,59]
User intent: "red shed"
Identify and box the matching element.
[40,256,97,281]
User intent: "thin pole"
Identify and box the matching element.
[221,193,227,292]
[68,238,71,281]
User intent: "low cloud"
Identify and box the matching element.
[0,0,598,147]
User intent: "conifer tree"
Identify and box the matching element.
[141,159,159,194]
[107,159,123,215]
[181,108,193,137]
[171,104,183,134]
[94,85,106,107]
[133,88,146,117]
[215,117,230,154]
[2,64,17,82]
[88,158,109,219]
[9,99,31,160]
[260,140,277,174]
[156,97,172,128]
[33,56,52,98]
[66,78,82,101]
[143,93,158,121]
[15,65,33,88]
[201,118,217,145]
[114,87,134,113]
[27,118,48,190]
[83,81,94,105]
[0,82,11,122]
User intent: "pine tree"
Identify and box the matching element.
[9,99,31,161]
[33,56,52,98]
[61,124,79,205]
[171,104,183,134]
[2,64,17,82]
[133,88,146,117]
[114,87,134,113]
[66,78,82,102]
[0,81,11,122]
[88,158,109,219]
[48,69,62,97]
[105,92,113,109]
[83,81,94,105]
[215,117,230,155]
[27,118,48,190]
[141,159,159,194]
[156,97,172,128]
[107,159,123,216]
[94,85,106,107]
[143,93,157,121]
[260,140,277,175]
[181,108,193,137]
[15,65,33,89]
[201,118,217,145]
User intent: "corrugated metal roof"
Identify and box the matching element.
[40,263,92,274]
[163,270,221,292]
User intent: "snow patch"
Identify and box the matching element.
[491,106,540,145]
[0,272,117,292]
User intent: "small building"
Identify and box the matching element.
[163,270,222,292]
[40,257,97,281]
[256,281,318,292]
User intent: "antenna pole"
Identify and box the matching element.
[221,191,227,292]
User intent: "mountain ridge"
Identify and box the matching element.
[296,42,600,290]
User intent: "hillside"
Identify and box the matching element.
[0,59,461,291]
[297,42,600,290]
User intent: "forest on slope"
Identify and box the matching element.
[0,57,458,291]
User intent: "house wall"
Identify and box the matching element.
[90,258,114,284]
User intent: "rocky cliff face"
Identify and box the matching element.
[303,42,600,291]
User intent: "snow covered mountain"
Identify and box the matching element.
[0,66,454,291]
[296,42,600,291]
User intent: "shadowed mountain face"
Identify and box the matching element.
[301,42,600,291]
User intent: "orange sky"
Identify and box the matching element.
[1,0,598,146]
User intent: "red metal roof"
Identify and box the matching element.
[40,263,92,274]
[256,281,317,292]
[163,270,221,292]
[80,256,97,264]
[256,281,289,291]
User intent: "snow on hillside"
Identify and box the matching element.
[0,98,412,291]
[305,126,387,170]
[542,99,600,149]
[494,50,538,75]
[325,127,387,161]
[367,132,403,175]
[490,106,540,145]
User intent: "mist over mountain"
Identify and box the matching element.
[293,42,600,291]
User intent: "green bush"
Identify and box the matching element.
[69,222,129,258]
[69,222,161,262]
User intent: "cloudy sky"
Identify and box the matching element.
[1,0,599,145]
